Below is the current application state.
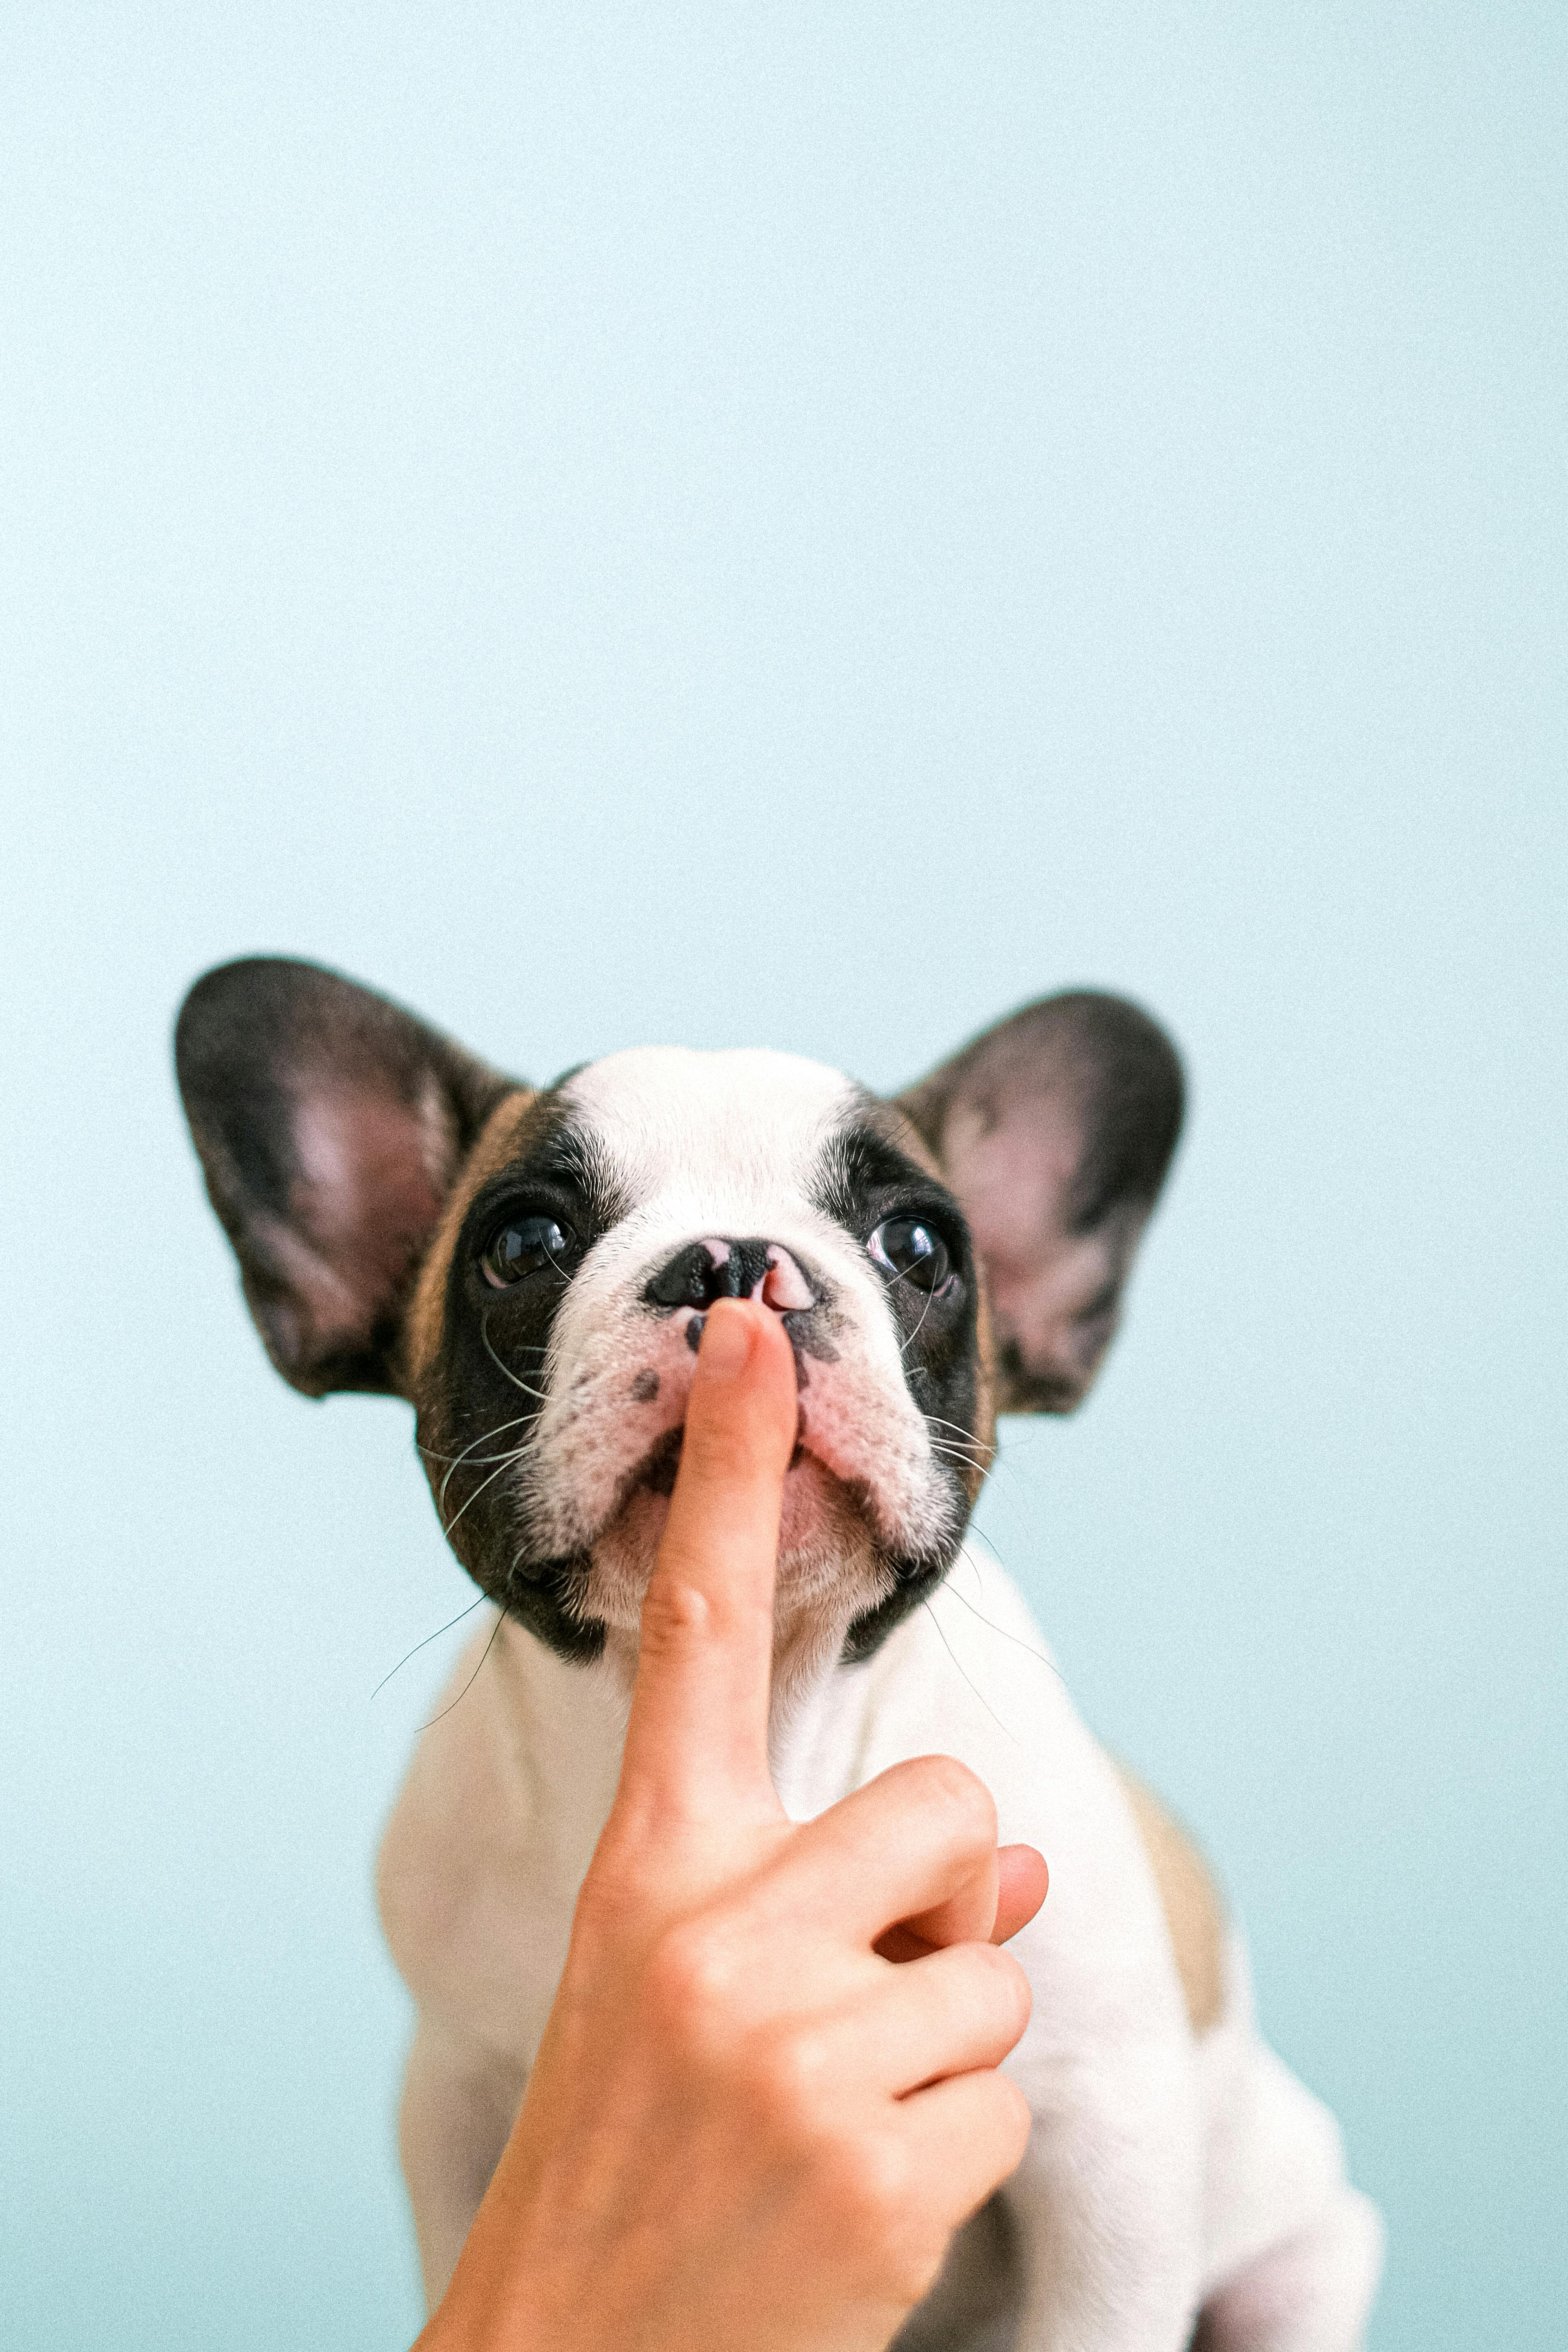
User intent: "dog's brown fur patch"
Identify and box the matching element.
[401,1087,537,1393]
[1115,1765,1227,2036]
[878,1097,997,1487]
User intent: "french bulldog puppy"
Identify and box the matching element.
[176,957,1381,2352]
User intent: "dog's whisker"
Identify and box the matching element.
[951,1452,1026,1502]
[370,1596,489,1702]
[442,1451,526,1539]
[926,1435,992,1469]
[415,1610,505,1732]
[877,1259,945,1356]
[428,1444,536,1470]
[939,1579,1063,1682]
[924,1427,989,1458]
[481,1315,553,1404]
[922,1412,988,1442]
[426,1414,531,1493]
[434,1411,537,1513]
[418,1410,536,1470]
[926,1430,987,1467]
[921,1415,1003,1482]
[897,1277,939,1356]
[920,1598,1020,1747]
[922,1415,1024,1494]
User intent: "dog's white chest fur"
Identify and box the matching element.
[380,1547,1379,2350]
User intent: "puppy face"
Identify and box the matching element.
[405,1048,987,1679]
[176,961,1183,1680]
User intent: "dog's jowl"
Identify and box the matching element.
[177,956,1381,2352]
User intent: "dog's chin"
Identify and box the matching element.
[583,1440,897,1694]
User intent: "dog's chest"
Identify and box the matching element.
[377,1619,626,2062]
[379,1555,998,2055]
[377,1546,1145,2085]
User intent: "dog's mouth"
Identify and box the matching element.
[635,1417,810,1500]
[586,1411,881,1611]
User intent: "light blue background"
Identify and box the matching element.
[4,9,1564,2348]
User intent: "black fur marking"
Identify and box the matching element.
[783,1303,839,1365]
[630,1368,660,1403]
[841,1560,953,1662]
[811,1107,985,1667]
[415,1091,628,1659]
[471,1115,633,1246]
[640,1426,685,1498]
[502,1558,606,1662]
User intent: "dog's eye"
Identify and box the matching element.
[868,1218,951,1294]
[481,1216,570,1288]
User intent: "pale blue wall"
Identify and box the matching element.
[4,9,1564,2347]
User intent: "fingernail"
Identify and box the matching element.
[699,1301,751,1377]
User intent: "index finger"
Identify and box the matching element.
[615,1300,798,1832]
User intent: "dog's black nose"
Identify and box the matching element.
[644,1237,817,1313]
[646,1237,774,1310]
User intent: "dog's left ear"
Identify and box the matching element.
[175,957,518,1398]
[897,992,1184,1413]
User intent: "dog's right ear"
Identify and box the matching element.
[174,957,520,1399]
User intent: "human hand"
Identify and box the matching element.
[418,1298,1048,2352]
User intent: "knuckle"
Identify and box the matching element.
[885,2232,950,2310]
[984,2074,1034,2173]
[826,2138,946,2306]
[740,2028,834,2142]
[972,1941,1033,2027]
[811,2125,962,2308]
[642,1919,739,2044]
[832,2135,968,2295]
[579,1828,651,1907]
[910,1753,997,1845]
[819,2127,913,2239]
[635,1576,713,1663]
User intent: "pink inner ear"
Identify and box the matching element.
[944,1097,1080,1263]
[943,1095,1129,1397]
[285,1085,449,1345]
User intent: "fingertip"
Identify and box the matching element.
[992,1845,1049,1945]
[696,1296,796,1379]
[694,1295,755,1377]
[1000,2071,1034,2162]
[689,1300,797,1456]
